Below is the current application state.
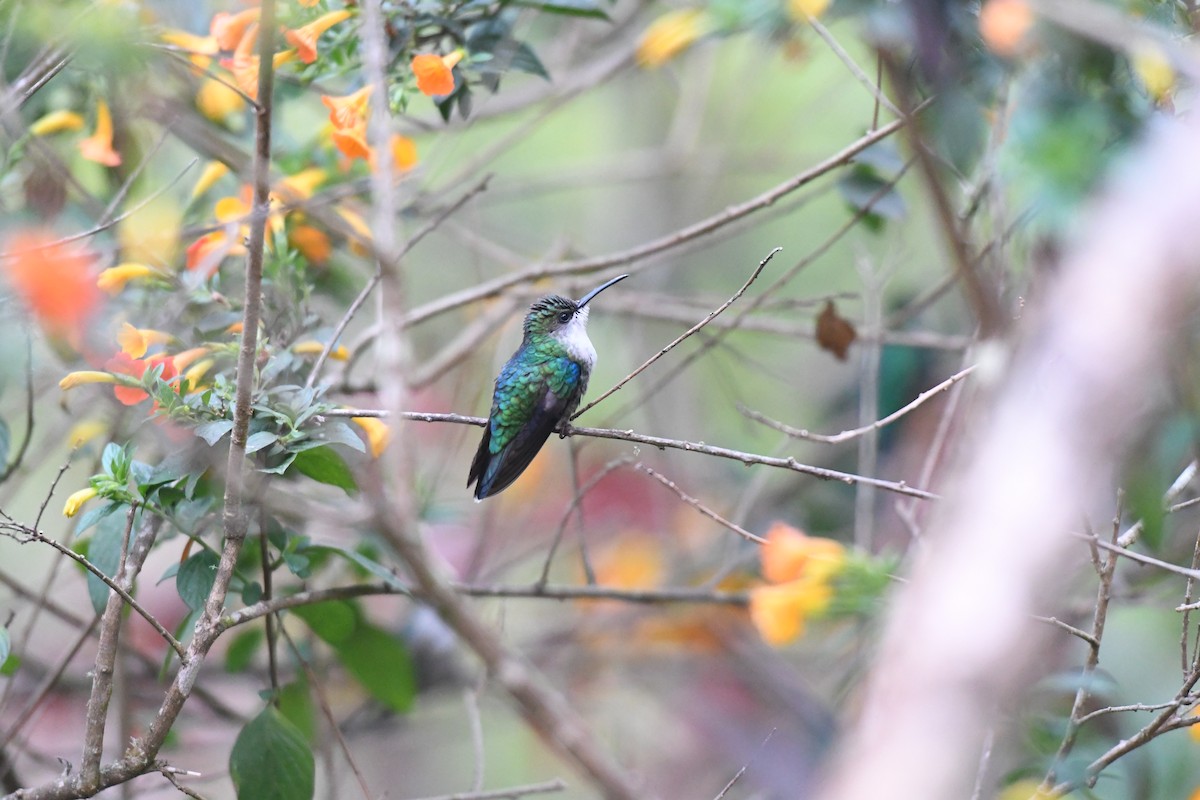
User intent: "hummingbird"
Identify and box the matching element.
[468,273,629,500]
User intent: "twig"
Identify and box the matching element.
[0,519,182,657]
[571,247,780,419]
[281,628,373,800]
[405,779,568,800]
[401,118,913,329]
[220,581,748,631]
[305,175,493,390]
[80,505,141,790]
[327,410,938,499]
[804,15,902,117]
[740,366,977,444]
[635,464,765,545]
[0,334,33,484]
[1032,616,1099,648]
[1043,501,1122,788]
[537,455,637,587]
[880,51,1004,337]
[1075,701,1181,726]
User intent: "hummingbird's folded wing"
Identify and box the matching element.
[468,355,582,499]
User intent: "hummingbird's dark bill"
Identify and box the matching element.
[467,274,629,500]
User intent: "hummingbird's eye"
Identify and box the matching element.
[557,310,571,323]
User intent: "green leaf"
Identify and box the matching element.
[225,628,264,673]
[290,447,357,494]
[245,431,278,455]
[278,680,316,743]
[308,421,366,454]
[1,653,20,676]
[195,420,235,446]
[85,513,127,614]
[229,706,314,800]
[177,550,220,612]
[334,624,417,713]
[837,168,907,221]
[290,600,358,645]
[509,0,609,18]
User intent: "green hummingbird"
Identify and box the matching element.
[468,273,629,500]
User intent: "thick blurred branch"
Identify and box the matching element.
[817,110,1200,800]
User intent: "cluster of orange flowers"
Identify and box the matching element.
[749,522,847,645]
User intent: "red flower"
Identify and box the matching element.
[104,351,179,406]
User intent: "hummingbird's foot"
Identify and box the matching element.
[557,422,575,439]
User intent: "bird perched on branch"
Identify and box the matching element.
[468,274,629,500]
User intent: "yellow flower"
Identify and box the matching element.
[78,99,121,167]
[30,110,84,137]
[63,487,98,517]
[191,161,230,200]
[749,522,847,646]
[171,346,211,373]
[117,322,172,358]
[67,419,108,449]
[1132,43,1174,102]
[996,779,1060,800]
[160,28,219,68]
[183,358,215,388]
[196,77,246,124]
[635,9,712,68]
[760,521,846,584]
[788,0,832,20]
[369,134,418,174]
[292,340,348,360]
[274,167,327,204]
[352,416,391,458]
[97,263,163,295]
[284,9,353,64]
[59,371,118,391]
[335,206,372,255]
[749,576,833,646]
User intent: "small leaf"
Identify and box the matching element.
[245,431,278,455]
[229,706,314,800]
[815,300,857,361]
[837,167,906,222]
[177,550,220,612]
[85,513,127,614]
[334,624,417,713]
[195,420,235,446]
[290,447,357,494]
[308,421,366,453]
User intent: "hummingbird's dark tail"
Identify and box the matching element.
[467,415,557,500]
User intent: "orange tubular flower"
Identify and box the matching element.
[289,224,331,264]
[104,351,179,405]
[117,322,173,358]
[370,134,418,174]
[411,51,462,96]
[322,86,374,162]
[160,28,219,69]
[284,9,352,64]
[78,99,121,167]
[321,85,372,128]
[352,416,391,458]
[211,7,260,50]
[4,231,101,346]
[226,24,296,98]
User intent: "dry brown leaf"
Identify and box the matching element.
[816,299,857,361]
